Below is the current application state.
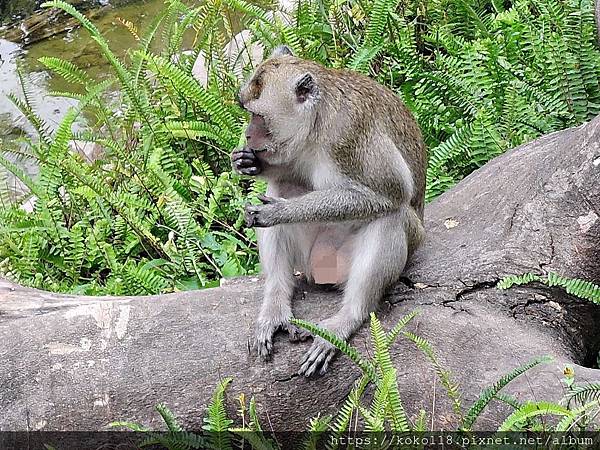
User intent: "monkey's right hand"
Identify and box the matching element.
[231,147,262,176]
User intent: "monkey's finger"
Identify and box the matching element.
[240,167,261,176]
[245,205,261,227]
[245,212,256,227]
[232,150,256,162]
[258,194,280,204]
[234,158,258,168]
[257,194,275,204]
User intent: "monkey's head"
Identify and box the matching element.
[238,45,320,164]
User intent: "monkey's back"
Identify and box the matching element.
[320,65,428,218]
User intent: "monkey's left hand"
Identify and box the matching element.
[245,194,286,227]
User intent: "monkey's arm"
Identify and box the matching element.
[245,185,397,227]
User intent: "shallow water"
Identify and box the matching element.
[0,0,205,198]
[0,0,182,141]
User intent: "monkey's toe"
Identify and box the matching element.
[284,323,311,343]
[298,337,337,377]
[255,338,274,361]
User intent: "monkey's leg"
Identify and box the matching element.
[255,224,314,360]
[298,211,412,376]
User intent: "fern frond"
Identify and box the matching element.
[565,383,600,406]
[302,415,332,450]
[555,400,599,431]
[141,53,237,135]
[498,401,573,431]
[461,356,553,430]
[38,57,92,85]
[203,377,234,432]
[386,310,419,346]
[223,0,270,22]
[404,331,463,419]
[291,319,377,381]
[329,374,369,438]
[498,272,600,303]
[546,272,600,303]
[108,421,150,432]
[497,273,541,289]
[156,403,183,432]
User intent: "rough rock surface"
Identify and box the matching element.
[1,116,599,432]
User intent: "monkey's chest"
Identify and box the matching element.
[307,224,357,285]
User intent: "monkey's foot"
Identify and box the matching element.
[254,319,311,361]
[298,337,337,377]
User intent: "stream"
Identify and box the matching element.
[0,0,198,198]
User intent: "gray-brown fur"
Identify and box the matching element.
[231,46,427,376]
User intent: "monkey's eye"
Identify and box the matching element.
[250,73,264,100]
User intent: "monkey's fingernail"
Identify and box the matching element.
[258,194,274,203]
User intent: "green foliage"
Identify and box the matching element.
[234,0,600,200]
[1,0,599,294]
[403,330,463,420]
[498,272,600,304]
[461,355,553,430]
[566,383,600,406]
[498,401,574,431]
[0,0,264,295]
[203,378,235,450]
[290,318,377,381]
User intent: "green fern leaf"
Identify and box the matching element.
[461,356,553,430]
[498,401,573,431]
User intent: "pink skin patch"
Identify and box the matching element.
[245,114,271,152]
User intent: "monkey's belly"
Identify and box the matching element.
[308,225,357,285]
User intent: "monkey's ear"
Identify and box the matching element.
[295,73,318,103]
[271,45,294,58]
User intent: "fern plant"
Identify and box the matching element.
[0,0,265,295]
[1,0,599,293]
[498,271,600,368]
[498,272,600,304]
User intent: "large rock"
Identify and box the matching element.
[192,30,264,87]
[0,116,599,433]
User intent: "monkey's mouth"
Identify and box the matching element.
[248,113,272,153]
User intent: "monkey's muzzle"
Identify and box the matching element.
[245,114,271,152]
